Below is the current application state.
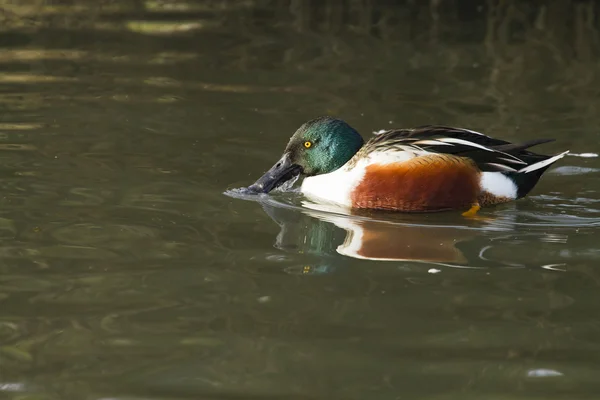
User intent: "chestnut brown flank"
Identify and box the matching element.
[350,154,480,211]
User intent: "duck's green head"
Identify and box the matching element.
[248,116,364,193]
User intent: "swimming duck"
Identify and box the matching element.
[246,116,568,215]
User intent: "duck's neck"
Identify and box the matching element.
[336,130,364,168]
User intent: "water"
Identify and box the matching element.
[1,1,599,399]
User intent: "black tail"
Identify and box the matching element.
[506,150,569,198]
[491,138,555,154]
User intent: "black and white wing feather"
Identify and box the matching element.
[362,125,554,173]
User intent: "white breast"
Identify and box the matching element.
[300,164,363,207]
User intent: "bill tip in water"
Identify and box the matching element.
[223,185,265,199]
[246,182,267,194]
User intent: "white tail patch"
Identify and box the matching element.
[480,172,518,199]
[518,151,570,174]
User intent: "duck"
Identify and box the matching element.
[245,116,569,215]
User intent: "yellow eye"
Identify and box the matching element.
[304,141,312,148]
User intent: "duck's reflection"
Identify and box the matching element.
[303,207,472,264]
[259,199,520,269]
[253,195,571,273]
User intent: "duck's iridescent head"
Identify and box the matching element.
[248,116,364,194]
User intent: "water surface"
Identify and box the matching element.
[1,1,600,399]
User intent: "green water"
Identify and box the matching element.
[1,1,599,399]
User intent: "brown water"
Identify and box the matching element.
[1,1,600,399]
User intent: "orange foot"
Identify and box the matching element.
[461,203,481,217]
[461,203,495,222]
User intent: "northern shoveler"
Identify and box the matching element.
[246,116,569,215]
